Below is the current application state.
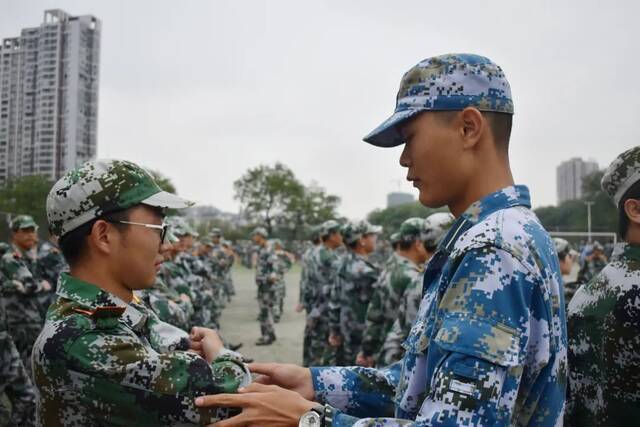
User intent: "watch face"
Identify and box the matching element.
[299,410,322,427]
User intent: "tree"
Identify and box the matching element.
[367,202,449,237]
[233,163,341,237]
[0,175,54,240]
[282,183,341,239]
[148,169,177,194]
[534,170,617,235]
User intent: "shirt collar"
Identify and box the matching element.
[439,185,531,253]
[56,272,149,332]
[622,243,640,263]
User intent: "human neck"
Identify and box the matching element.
[449,157,514,217]
[397,248,421,265]
[625,226,640,246]
[70,261,133,303]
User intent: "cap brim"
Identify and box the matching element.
[142,191,194,210]
[366,225,383,234]
[363,109,422,147]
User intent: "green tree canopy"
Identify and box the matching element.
[148,169,177,194]
[534,170,617,234]
[233,163,340,238]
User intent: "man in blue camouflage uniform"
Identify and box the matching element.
[298,227,322,366]
[197,53,567,427]
[33,159,251,426]
[566,146,640,425]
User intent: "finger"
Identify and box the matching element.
[252,375,273,385]
[190,341,203,350]
[247,362,278,375]
[195,394,252,408]
[240,382,279,393]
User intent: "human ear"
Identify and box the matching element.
[624,199,640,226]
[89,220,114,256]
[459,107,484,149]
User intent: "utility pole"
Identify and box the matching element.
[585,201,595,243]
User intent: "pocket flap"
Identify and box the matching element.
[434,314,521,367]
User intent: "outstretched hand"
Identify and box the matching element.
[196,382,316,427]
[249,362,316,401]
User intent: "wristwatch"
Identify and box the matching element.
[299,404,325,427]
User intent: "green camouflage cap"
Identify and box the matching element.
[423,212,455,248]
[165,227,179,244]
[0,242,11,255]
[200,236,213,246]
[342,220,382,245]
[553,238,572,256]
[320,220,341,237]
[398,217,425,243]
[209,227,222,237]
[170,216,198,237]
[47,159,194,237]
[602,146,640,206]
[10,214,38,231]
[270,238,284,248]
[251,227,268,238]
[389,232,401,245]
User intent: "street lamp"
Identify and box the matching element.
[585,201,595,243]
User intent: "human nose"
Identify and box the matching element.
[399,143,411,168]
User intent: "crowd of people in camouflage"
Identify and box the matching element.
[0,52,638,426]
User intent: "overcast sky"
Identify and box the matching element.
[2,0,639,218]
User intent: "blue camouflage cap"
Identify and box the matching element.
[364,53,514,147]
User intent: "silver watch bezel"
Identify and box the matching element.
[298,407,323,427]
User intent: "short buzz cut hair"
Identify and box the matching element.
[434,110,513,153]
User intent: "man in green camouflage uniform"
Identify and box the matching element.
[172,218,216,330]
[252,227,279,345]
[210,229,235,303]
[271,238,293,323]
[33,159,251,426]
[357,232,402,367]
[327,220,381,365]
[0,215,52,377]
[298,227,321,366]
[304,220,343,365]
[138,228,194,331]
[379,213,454,365]
[577,240,608,284]
[0,261,37,427]
[35,232,67,317]
[566,146,640,425]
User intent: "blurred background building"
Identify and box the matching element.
[556,157,599,203]
[0,9,100,183]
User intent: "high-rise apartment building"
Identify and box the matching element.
[0,9,100,183]
[556,157,599,203]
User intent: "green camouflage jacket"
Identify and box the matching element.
[566,243,640,425]
[328,251,380,340]
[306,245,342,322]
[360,253,401,357]
[32,272,251,426]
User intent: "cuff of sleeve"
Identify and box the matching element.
[214,348,252,388]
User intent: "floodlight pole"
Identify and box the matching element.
[585,201,595,243]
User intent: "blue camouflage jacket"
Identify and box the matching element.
[311,186,567,426]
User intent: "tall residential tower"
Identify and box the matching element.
[0,9,100,183]
[556,157,599,203]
